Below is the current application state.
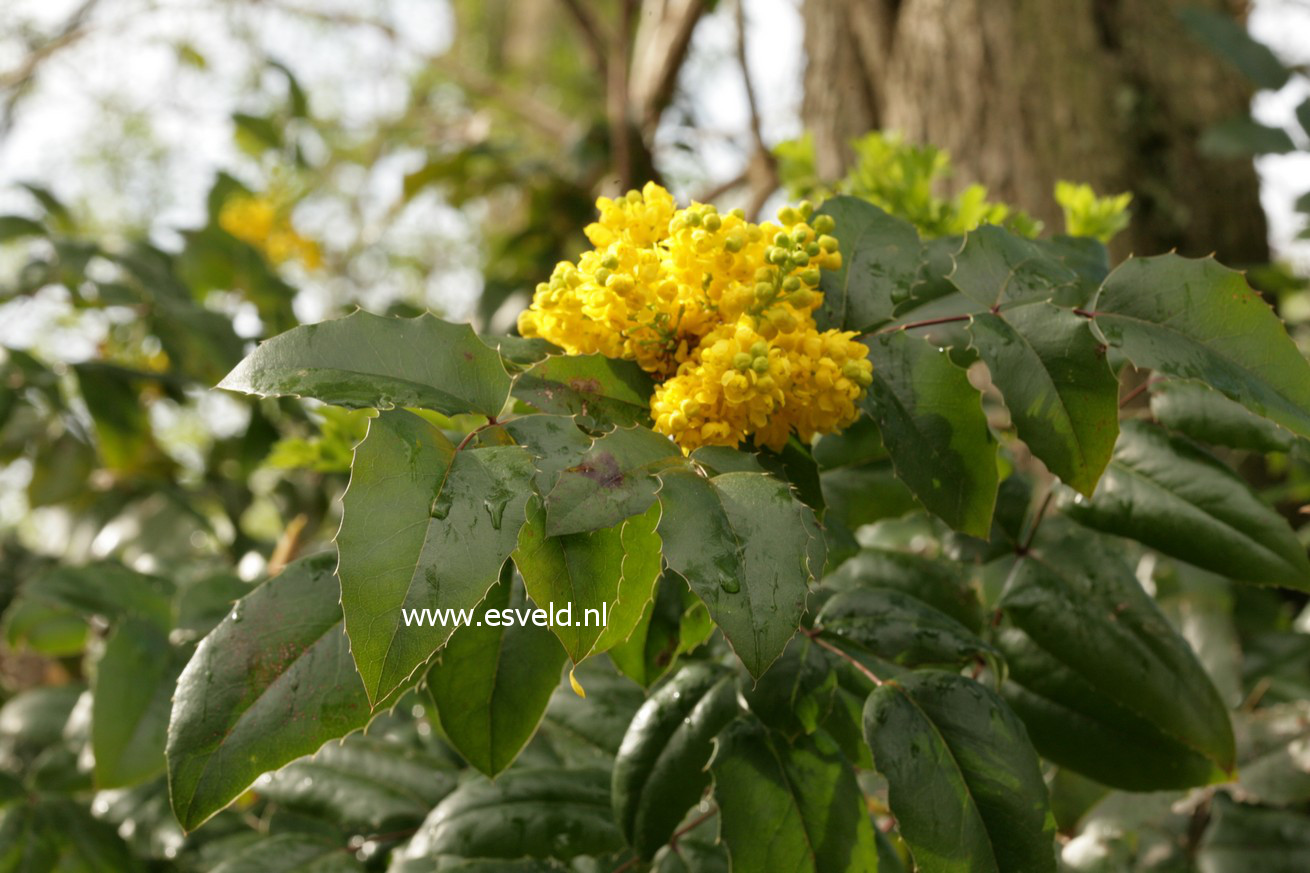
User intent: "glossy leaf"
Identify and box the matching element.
[425,570,566,777]
[338,410,535,702]
[657,469,822,677]
[402,768,622,862]
[209,834,362,873]
[814,196,923,333]
[255,734,456,832]
[513,500,661,663]
[513,353,654,426]
[825,547,983,631]
[1092,255,1310,440]
[818,588,998,669]
[539,661,646,767]
[969,304,1118,495]
[1000,531,1236,783]
[864,671,1057,873]
[743,636,838,739]
[950,225,1081,307]
[542,425,682,537]
[612,664,738,858]
[167,554,388,831]
[861,330,998,537]
[218,311,511,417]
[711,716,878,873]
[1150,380,1296,453]
[1060,420,1310,589]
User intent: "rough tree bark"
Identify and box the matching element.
[801,0,1269,263]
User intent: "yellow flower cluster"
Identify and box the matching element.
[219,194,322,270]
[518,182,872,451]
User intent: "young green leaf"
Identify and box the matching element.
[1060,420,1310,589]
[337,410,536,702]
[1092,255,1310,440]
[862,330,999,537]
[425,569,567,777]
[711,716,878,873]
[612,663,739,858]
[863,671,1057,873]
[657,469,822,678]
[218,311,511,417]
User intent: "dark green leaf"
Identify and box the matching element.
[861,330,998,537]
[338,410,535,702]
[969,305,1118,495]
[1060,420,1310,588]
[0,685,83,771]
[167,554,390,831]
[209,833,362,873]
[743,635,837,739]
[825,548,984,631]
[538,660,646,766]
[0,215,45,242]
[864,671,1057,873]
[815,196,923,333]
[951,225,1081,307]
[818,588,998,668]
[608,571,709,687]
[1200,116,1297,157]
[402,768,622,861]
[1179,7,1291,89]
[657,469,822,677]
[92,619,185,789]
[542,425,682,537]
[513,354,654,426]
[711,716,878,873]
[23,560,174,630]
[1092,255,1310,440]
[0,797,141,872]
[1000,530,1236,782]
[1197,795,1310,873]
[612,664,738,858]
[1150,380,1296,453]
[425,569,566,777]
[256,734,456,832]
[219,311,511,417]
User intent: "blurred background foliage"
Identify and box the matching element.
[0,0,1308,870]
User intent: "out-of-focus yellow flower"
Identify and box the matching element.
[519,183,871,451]
[219,194,322,270]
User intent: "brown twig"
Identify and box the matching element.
[557,0,610,74]
[455,417,499,453]
[611,806,719,872]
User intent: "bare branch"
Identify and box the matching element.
[557,0,610,74]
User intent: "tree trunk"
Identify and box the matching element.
[801,0,1268,264]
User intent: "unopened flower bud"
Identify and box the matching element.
[813,214,835,234]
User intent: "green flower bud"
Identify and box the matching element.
[767,308,798,331]
[704,213,722,231]
[730,207,746,219]
[752,356,770,373]
[773,232,792,248]
[818,234,839,252]
[791,252,811,267]
[724,233,744,253]
[733,352,753,371]
[800,268,822,286]
[754,282,774,302]
[600,253,620,270]
[813,214,835,234]
[798,200,814,218]
[806,242,821,257]
[749,341,769,358]
[685,210,702,227]
[594,268,612,285]
[782,275,801,292]
[777,206,800,225]
[768,247,789,265]
[842,360,865,380]
[787,289,814,309]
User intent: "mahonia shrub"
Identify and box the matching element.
[517,183,872,450]
[6,168,1310,873]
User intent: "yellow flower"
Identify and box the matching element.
[219,194,322,270]
[518,184,869,450]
